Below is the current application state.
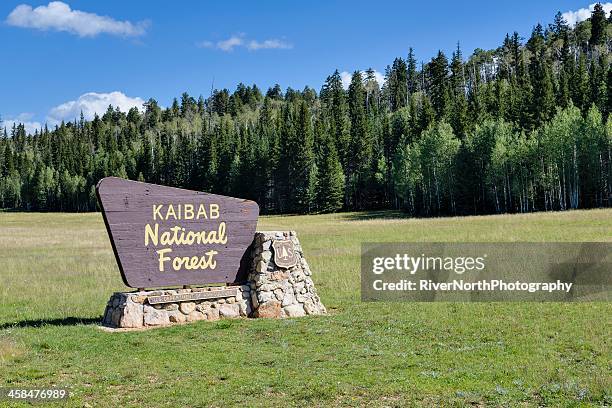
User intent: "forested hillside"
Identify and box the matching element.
[1,6,611,215]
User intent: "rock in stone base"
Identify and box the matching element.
[180,302,196,314]
[254,300,282,318]
[205,308,220,321]
[284,303,306,317]
[144,307,169,326]
[219,303,240,318]
[168,311,186,323]
[187,311,206,322]
[120,301,144,328]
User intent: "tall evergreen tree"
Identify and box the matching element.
[347,71,372,207]
[530,48,555,126]
[429,51,450,119]
[293,102,317,213]
[321,70,350,168]
[572,54,590,113]
[449,44,468,137]
[386,58,408,111]
[590,3,608,46]
[407,48,418,94]
[316,130,345,213]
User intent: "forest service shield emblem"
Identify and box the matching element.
[272,239,297,269]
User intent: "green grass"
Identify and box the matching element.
[0,209,610,407]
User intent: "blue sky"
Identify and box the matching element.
[0,1,606,133]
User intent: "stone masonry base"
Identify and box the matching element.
[102,231,326,329]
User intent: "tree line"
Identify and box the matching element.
[1,6,610,215]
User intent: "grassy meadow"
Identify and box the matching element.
[0,209,610,407]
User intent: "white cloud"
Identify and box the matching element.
[340,70,386,90]
[340,71,352,89]
[247,39,292,51]
[562,2,612,26]
[217,35,244,51]
[372,71,386,88]
[6,1,148,37]
[2,113,42,135]
[197,34,292,52]
[48,91,145,123]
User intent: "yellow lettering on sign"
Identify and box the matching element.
[171,250,218,271]
[156,248,172,271]
[146,222,228,247]
[155,248,219,272]
[153,204,163,220]
[196,204,208,219]
[184,204,194,220]
[210,204,220,219]
[145,223,159,246]
[165,205,177,220]
[151,204,222,220]
[146,203,228,272]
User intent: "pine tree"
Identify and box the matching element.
[204,135,219,191]
[558,68,571,109]
[386,58,408,111]
[316,131,345,213]
[293,101,317,213]
[530,48,555,126]
[510,32,522,73]
[572,53,590,113]
[606,65,612,117]
[276,102,314,213]
[364,68,381,115]
[449,44,468,137]
[550,11,569,39]
[515,50,534,129]
[347,71,372,208]
[266,84,283,100]
[321,70,350,168]
[139,131,154,181]
[418,96,436,135]
[590,55,608,113]
[558,32,572,108]
[590,3,608,46]
[527,24,545,55]
[407,48,418,94]
[429,51,450,119]
[170,98,180,118]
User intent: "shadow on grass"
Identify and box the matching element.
[0,316,102,329]
[342,210,412,221]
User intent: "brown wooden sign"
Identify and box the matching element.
[96,177,259,288]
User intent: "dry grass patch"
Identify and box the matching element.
[0,337,25,362]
